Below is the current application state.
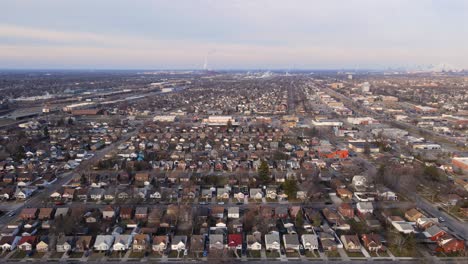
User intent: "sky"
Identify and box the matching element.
[1,0,468,70]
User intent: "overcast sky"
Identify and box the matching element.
[1,0,467,69]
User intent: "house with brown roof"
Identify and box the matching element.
[211,206,225,218]
[336,188,353,199]
[135,207,148,220]
[405,208,424,222]
[75,236,92,252]
[152,235,168,252]
[340,235,361,252]
[102,206,115,220]
[20,208,38,220]
[338,203,354,219]
[120,207,133,220]
[132,234,150,252]
[62,188,76,200]
[38,208,54,220]
[361,233,384,252]
[135,172,150,183]
[190,235,205,253]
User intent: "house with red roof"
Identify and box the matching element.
[436,234,465,253]
[18,236,37,251]
[227,234,243,250]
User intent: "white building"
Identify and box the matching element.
[302,234,319,250]
[94,235,114,251]
[112,235,133,251]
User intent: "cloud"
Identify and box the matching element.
[0,2,467,71]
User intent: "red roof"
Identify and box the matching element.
[18,236,36,245]
[228,234,242,247]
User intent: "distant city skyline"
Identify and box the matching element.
[1,0,468,70]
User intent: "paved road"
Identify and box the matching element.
[0,128,140,226]
[413,192,468,240]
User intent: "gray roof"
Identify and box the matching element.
[283,234,300,246]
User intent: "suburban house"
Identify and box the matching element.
[132,234,150,252]
[20,208,38,220]
[250,188,263,200]
[361,233,384,252]
[135,172,150,183]
[17,236,37,251]
[36,236,49,252]
[135,207,148,220]
[211,206,224,218]
[209,234,225,250]
[94,235,114,251]
[436,234,465,253]
[89,188,105,201]
[120,207,133,220]
[319,232,338,251]
[113,235,133,251]
[356,202,374,214]
[283,234,300,252]
[352,175,368,190]
[275,207,288,219]
[405,208,424,222]
[190,235,205,253]
[56,236,75,253]
[171,235,187,251]
[227,234,242,250]
[338,203,355,218]
[336,188,353,199]
[38,208,54,220]
[54,207,69,218]
[424,225,447,241]
[340,235,362,252]
[228,207,240,219]
[217,188,230,200]
[102,206,115,220]
[152,236,168,252]
[265,232,281,251]
[0,236,20,251]
[302,234,319,251]
[75,236,92,252]
[247,232,262,251]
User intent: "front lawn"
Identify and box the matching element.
[31,252,46,259]
[326,250,340,258]
[129,251,145,258]
[168,250,180,258]
[248,250,261,258]
[88,252,105,260]
[265,251,280,258]
[286,251,299,258]
[69,252,83,258]
[50,251,64,259]
[347,251,365,258]
[10,250,27,259]
[305,250,318,258]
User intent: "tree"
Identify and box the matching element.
[282,179,298,199]
[363,142,371,156]
[43,126,49,138]
[12,145,26,161]
[424,165,443,182]
[296,212,304,227]
[258,160,270,183]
